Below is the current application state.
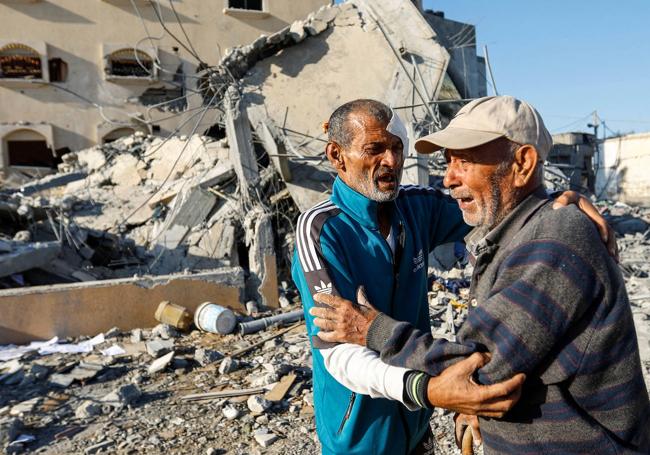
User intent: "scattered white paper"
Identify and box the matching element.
[0,337,58,362]
[38,333,105,355]
[100,344,126,357]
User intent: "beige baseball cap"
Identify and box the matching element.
[415,96,553,159]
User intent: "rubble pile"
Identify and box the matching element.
[0,131,297,307]
[0,304,319,454]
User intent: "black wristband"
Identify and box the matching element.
[403,371,433,409]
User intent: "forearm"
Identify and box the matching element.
[367,312,480,376]
[321,343,412,405]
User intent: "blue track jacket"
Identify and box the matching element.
[292,177,469,454]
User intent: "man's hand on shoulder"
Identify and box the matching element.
[427,352,525,418]
[553,190,618,261]
[311,286,379,346]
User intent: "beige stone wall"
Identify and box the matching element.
[0,0,329,171]
[596,133,650,205]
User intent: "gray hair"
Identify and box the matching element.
[327,99,392,149]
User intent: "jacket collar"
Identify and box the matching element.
[465,186,550,259]
[331,177,395,230]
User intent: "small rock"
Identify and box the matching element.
[247,395,271,414]
[10,398,40,416]
[195,348,224,367]
[48,373,74,388]
[246,300,259,316]
[148,351,175,374]
[222,405,240,420]
[253,429,278,448]
[104,327,121,339]
[288,20,307,42]
[152,324,180,340]
[219,357,239,375]
[305,18,328,36]
[146,339,174,358]
[75,400,102,419]
[278,295,291,308]
[130,328,143,343]
[101,384,141,408]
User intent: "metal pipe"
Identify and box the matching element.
[483,45,499,96]
[238,309,304,335]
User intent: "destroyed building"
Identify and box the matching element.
[0,0,329,185]
[1,0,489,344]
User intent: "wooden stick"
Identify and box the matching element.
[461,425,474,455]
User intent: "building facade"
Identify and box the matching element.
[0,0,329,182]
[596,132,650,204]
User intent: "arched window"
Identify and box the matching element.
[107,48,153,78]
[0,43,43,79]
[102,127,136,144]
[4,129,54,167]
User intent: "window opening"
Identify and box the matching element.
[107,48,153,78]
[228,0,262,11]
[0,43,43,79]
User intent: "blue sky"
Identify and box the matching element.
[422,0,650,136]
[338,1,650,137]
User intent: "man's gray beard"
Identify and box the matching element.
[468,164,509,228]
[358,174,400,202]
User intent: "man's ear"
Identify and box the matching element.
[326,142,346,171]
[513,144,539,188]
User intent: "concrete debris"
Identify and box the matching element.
[194,348,223,367]
[247,395,271,414]
[0,2,648,455]
[253,429,278,448]
[75,400,102,419]
[147,351,174,375]
[101,384,141,408]
[221,405,240,421]
[218,356,240,375]
[145,339,174,358]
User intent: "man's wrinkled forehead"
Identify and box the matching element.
[347,108,409,150]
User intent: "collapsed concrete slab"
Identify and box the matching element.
[0,268,246,345]
[0,241,61,278]
[238,0,454,210]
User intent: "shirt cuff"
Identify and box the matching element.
[367,312,401,352]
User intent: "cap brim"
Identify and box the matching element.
[414,127,504,154]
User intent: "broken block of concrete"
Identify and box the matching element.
[146,339,174,358]
[244,209,279,308]
[253,429,278,448]
[0,241,61,279]
[75,400,102,419]
[101,384,141,408]
[224,86,259,203]
[218,356,240,375]
[148,351,174,374]
[110,154,142,187]
[247,395,271,414]
[194,348,223,367]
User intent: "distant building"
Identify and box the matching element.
[423,10,487,100]
[595,132,650,205]
[549,132,597,193]
[0,0,329,182]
